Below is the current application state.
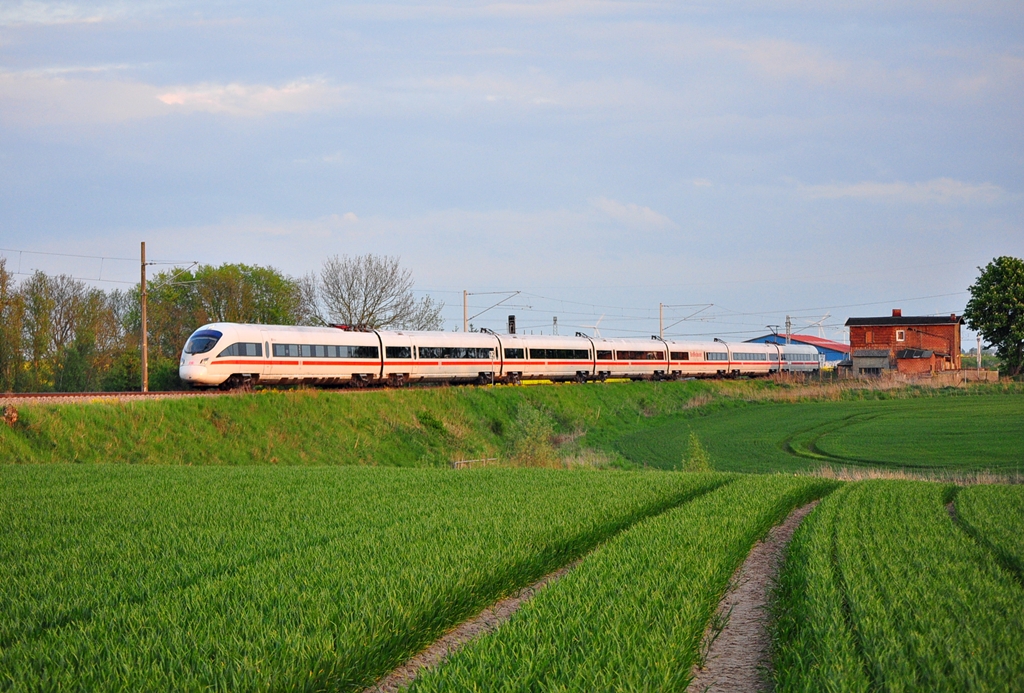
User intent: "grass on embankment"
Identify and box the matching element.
[0,381,723,466]
[3,380,1021,470]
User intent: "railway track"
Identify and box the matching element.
[0,390,224,406]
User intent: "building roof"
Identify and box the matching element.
[746,333,851,354]
[853,349,892,358]
[845,315,962,327]
[895,349,933,359]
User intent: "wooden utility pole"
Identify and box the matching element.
[659,303,664,339]
[141,242,148,393]
[463,290,468,332]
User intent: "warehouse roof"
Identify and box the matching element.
[746,334,851,353]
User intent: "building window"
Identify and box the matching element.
[865,331,873,344]
[896,330,905,342]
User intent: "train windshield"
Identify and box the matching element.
[185,329,223,354]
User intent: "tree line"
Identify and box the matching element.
[0,254,443,392]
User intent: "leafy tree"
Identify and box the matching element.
[17,272,115,392]
[0,259,25,392]
[300,254,444,330]
[141,263,303,362]
[964,256,1024,377]
[20,271,57,390]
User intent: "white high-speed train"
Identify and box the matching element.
[179,323,821,389]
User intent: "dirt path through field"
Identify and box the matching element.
[362,559,580,693]
[687,501,819,693]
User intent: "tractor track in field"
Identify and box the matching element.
[688,501,820,693]
[363,480,734,693]
[362,560,582,693]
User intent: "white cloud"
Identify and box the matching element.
[0,71,348,125]
[0,1,167,25]
[801,178,1006,204]
[717,38,850,85]
[157,79,347,116]
[591,197,676,228]
[0,70,168,125]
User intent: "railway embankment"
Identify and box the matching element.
[0,381,715,466]
[1,379,1019,468]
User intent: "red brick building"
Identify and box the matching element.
[845,309,962,376]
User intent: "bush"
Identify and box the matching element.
[682,431,714,472]
[506,402,558,467]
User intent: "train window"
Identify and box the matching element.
[529,349,591,360]
[344,345,379,359]
[185,330,222,354]
[769,353,779,361]
[732,352,767,361]
[670,351,689,361]
[300,345,313,357]
[273,344,299,357]
[212,340,266,357]
[596,350,613,360]
[616,350,665,360]
[504,348,525,359]
[706,352,728,361]
[416,347,492,359]
[314,345,326,358]
[386,346,412,359]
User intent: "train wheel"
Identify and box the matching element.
[574,372,588,384]
[508,372,522,386]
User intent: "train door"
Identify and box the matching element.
[260,330,274,378]
[262,329,282,378]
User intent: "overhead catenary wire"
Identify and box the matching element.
[0,246,200,286]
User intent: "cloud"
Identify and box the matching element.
[0,1,167,26]
[591,197,676,228]
[718,38,849,85]
[136,202,678,286]
[0,70,167,125]
[801,178,1006,204]
[0,71,348,125]
[157,78,346,116]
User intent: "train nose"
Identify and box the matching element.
[179,362,209,384]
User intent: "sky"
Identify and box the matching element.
[1,0,1022,342]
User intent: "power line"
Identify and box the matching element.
[6,270,136,285]
[0,247,137,262]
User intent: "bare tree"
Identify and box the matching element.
[301,254,444,330]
